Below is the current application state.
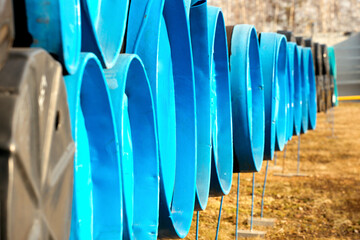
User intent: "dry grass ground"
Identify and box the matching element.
[184,102,360,239]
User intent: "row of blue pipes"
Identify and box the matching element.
[18,0,317,239]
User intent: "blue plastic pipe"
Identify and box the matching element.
[287,43,302,136]
[229,25,265,172]
[328,47,338,106]
[190,1,212,211]
[207,6,233,196]
[104,55,159,239]
[259,33,279,160]
[80,0,129,68]
[126,2,176,231]
[274,34,288,151]
[65,53,122,240]
[300,47,310,134]
[126,0,196,238]
[24,0,81,74]
[285,42,294,142]
[306,49,317,130]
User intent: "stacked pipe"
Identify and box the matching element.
[328,47,339,106]
[0,1,74,239]
[321,44,336,110]
[0,0,334,239]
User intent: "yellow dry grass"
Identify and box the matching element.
[184,102,360,240]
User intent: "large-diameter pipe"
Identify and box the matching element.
[126,2,173,203]
[314,42,325,112]
[287,43,302,136]
[285,42,294,142]
[104,55,159,239]
[0,49,74,240]
[208,6,233,196]
[229,24,265,172]
[328,47,338,107]
[18,0,81,74]
[305,48,317,130]
[65,53,122,240]
[80,0,129,68]
[274,34,288,151]
[190,1,212,211]
[300,47,310,133]
[321,44,332,111]
[126,0,197,238]
[159,1,197,237]
[259,32,280,160]
[125,0,176,236]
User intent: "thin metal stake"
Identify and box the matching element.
[235,173,240,240]
[215,196,224,240]
[260,160,269,218]
[297,134,301,174]
[196,211,199,240]
[250,173,255,231]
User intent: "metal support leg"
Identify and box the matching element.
[260,161,269,218]
[235,173,240,240]
[250,173,255,231]
[215,196,224,240]
[196,211,199,240]
[238,173,266,238]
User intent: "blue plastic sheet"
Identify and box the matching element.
[259,32,279,160]
[306,49,317,130]
[207,6,233,196]
[126,0,196,238]
[274,34,288,151]
[65,53,122,240]
[190,1,212,211]
[80,0,129,68]
[24,0,81,74]
[300,47,310,134]
[229,25,265,172]
[104,55,159,239]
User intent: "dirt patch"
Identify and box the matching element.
[185,102,360,239]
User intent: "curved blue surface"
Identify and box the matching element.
[288,43,302,136]
[126,0,196,238]
[207,6,233,196]
[300,47,310,134]
[126,2,175,214]
[80,0,129,68]
[285,42,294,142]
[230,25,265,172]
[190,1,212,211]
[306,49,317,130]
[25,0,81,74]
[104,55,159,239]
[259,33,278,160]
[274,34,288,151]
[64,53,122,240]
